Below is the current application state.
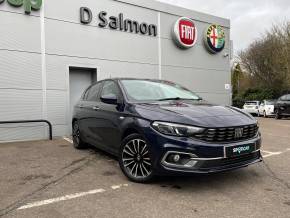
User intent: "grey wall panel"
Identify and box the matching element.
[52,124,68,137]
[46,55,67,90]
[45,19,158,64]
[45,0,157,26]
[0,11,41,52]
[161,66,230,95]
[47,90,67,125]
[0,89,42,120]
[97,60,158,80]
[196,92,231,105]
[160,13,230,49]
[0,125,45,142]
[114,0,230,28]
[46,55,158,90]
[0,50,42,89]
[161,39,230,71]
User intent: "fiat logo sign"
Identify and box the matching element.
[172,17,197,49]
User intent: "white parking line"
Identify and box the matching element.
[18,189,105,210]
[111,184,129,190]
[18,184,129,210]
[262,149,290,158]
[63,137,73,144]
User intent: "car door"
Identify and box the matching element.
[96,80,124,154]
[285,95,290,114]
[78,82,104,147]
[259,101,265,115]
[277,95,289,115]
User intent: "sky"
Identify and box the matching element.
[157,0,290,54]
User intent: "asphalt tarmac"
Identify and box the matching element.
[0,118,289,218]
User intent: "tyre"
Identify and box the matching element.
[72,121,87,149]
[275,109,281,120]
[119,133,155,183]
[263,111,267,118]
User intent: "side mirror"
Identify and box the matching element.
[101,94,118,105]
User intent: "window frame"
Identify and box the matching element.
[83,81,103,102]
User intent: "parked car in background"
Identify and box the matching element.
[274,94,290,119]
[258,100,276,118]
[243,101,260,116]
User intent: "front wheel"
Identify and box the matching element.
[119,134,155,183]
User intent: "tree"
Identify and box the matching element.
[237,22,290,97]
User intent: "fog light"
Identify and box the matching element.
[184,160,198,168]
[173,154,180,162]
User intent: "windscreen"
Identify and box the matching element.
[120,80,201,102]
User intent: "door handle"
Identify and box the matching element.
[79,105,84,109]
[92,106,100,111]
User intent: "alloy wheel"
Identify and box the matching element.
[121,139,152,179]
[72,123,80,146]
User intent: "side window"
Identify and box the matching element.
[100,81,120,97]
[86,83,102,101]
[280,95,287,101]
[82,88,90,100]
[286,95,290,101]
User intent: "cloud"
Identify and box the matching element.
[157,0,290,53]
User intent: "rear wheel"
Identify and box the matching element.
[72,121,87,149]
[263,111,267,118]
[119,134,155,183]
[275,109,281,120]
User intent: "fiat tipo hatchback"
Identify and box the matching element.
[72,79,262,183]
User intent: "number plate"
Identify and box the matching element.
[225,144,255,158]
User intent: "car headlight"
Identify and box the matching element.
[152,121,205,137]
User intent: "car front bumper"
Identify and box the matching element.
[143,124,262,175]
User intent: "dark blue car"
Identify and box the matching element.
[72,78,262,183]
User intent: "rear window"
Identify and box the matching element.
[265,100,275,105]
[245,102,259,105]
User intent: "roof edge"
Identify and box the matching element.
[113,0,230,28]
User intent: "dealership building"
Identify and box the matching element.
[0,0,231,142]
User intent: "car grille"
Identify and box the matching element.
[194,124,259,143]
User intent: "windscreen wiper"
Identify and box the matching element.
[158,97,201,101]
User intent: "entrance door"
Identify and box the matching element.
[69,67,96,133]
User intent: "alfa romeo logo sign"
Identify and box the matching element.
[204,24,225,53]
[172,17,197,49]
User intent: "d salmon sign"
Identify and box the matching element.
[172,17,197,49]
[204,24,225,53]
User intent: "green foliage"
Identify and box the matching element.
[232,88,285,108]
[231,64,243,95]
[233,22,290,107]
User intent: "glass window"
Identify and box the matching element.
[120,80,201,102]
[280,95,288,101]
[245,101,259,105]
[86,83,102,101]
[265,100,275,105]
[100,81,120,97]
